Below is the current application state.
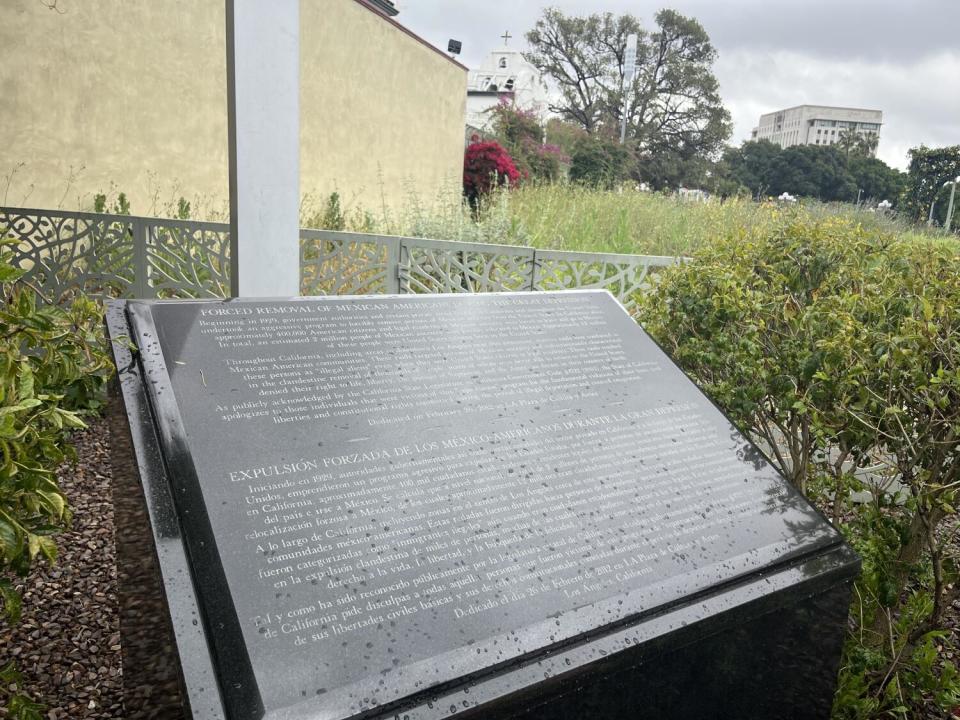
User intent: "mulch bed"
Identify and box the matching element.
[0,417,122,719]
[0,417,958,718]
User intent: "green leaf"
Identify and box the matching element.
[26,533,39,560]
[30,524,64,536]
[35,536,57,565]
[0,659,23,684]
[0,401,41,417]
[36,490,66,519]
[0,263,24,283]
[48,407,62,430]
[6,692,45,720]
[56,408,86,429]
[17,361,34,402]
[0,516,19,558]
[0,578,22,623]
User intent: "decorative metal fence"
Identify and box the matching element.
[1,206,680,311]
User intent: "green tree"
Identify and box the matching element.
[847,156,906,205]
[722,141,902,205]
[524,9,630,132]
[836,129,879,158]
[768,145,857,201]
[524,8,731,188]
[636,145,714,191]
[704,154,748,200]
[722,140,781,199]
[902,145,960,225]
[568,135,630,188]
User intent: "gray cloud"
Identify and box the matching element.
[716,49,960,168]
[674,0,960,63]
[397,0,960,169]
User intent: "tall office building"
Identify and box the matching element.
[751,105,882,155]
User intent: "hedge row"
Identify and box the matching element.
[637,210,960,718]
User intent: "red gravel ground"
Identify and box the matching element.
[0,418,122,719]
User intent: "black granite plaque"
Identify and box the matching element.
[107,291,859,720]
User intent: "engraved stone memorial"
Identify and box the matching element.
[106,291,859,720]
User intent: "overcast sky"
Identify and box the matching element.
[395,0,960,170]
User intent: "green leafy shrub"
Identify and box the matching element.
[569,135,630,189]
[320,192,346,231]
[92,190,130,215]
[0,236,112,717]
[489,99,568,182]
[637,210,960,718]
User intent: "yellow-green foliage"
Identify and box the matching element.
[492,185,954,256]
[0,237,112,719]
[0,245,111,614]
[300,182,953,258]
[636,210,960,718]
[493,184,770,255]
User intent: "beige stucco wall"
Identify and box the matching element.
[300,2,467,223]
[0,0,466,219]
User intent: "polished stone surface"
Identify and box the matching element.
[107,291,859,720]
[106,301,223,720]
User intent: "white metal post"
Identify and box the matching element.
[946,178,958,233]
[619,34,637,145]
[226,0,300,298]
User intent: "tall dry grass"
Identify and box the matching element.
[321,181,950,258]
[89,180,958,258]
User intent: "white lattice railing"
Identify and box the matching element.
[1,206,680,309]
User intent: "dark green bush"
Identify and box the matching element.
[569,135,630,189]
[0,236,112,717]
[637,211,960,718]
